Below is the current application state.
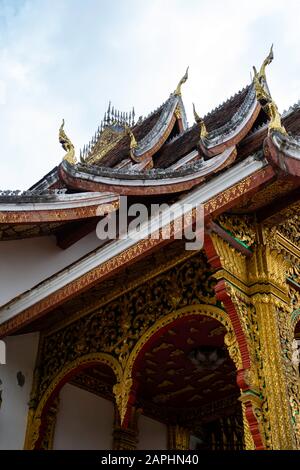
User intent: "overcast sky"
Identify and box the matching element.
[1,0,300,189]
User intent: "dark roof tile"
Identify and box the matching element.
[155,86,250,168]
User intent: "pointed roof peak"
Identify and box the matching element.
[174,66,189,96]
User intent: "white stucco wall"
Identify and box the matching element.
[53,385,168,450]
[0,232,103,306]
[53,384,114,450]
[0,332,39,450]
[137,415,167,450]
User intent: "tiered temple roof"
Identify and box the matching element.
[0,48,299,243]
[0,47,299,338]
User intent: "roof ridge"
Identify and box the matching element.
[282,100,300,118]
[133,94,173,128]
[0,189,67,197]
[203,84,250,120]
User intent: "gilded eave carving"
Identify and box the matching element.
[216,214,256,248]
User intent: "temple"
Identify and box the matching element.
[0,48,299,450]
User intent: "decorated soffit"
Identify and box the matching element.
[68,317,239,426]
[0,221,65,241]
[134,316,237,409]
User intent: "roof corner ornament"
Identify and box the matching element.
[253,46,287,135]
[59,119,77,165]
[193,103,208,138]
[174,66,189,96]
[125,124,138,150]
[124,123,139,163]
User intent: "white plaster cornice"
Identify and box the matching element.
[0,192,118,212]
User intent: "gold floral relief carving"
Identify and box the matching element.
[277,214,300,248]
[35,252,216,402]
[216,214,256,247]
[209,233,248,283]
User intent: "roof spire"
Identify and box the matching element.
[111,105,115,123]
[174,66,189,96]
[107,101,111,124]
[192,103,208,138]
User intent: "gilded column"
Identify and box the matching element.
[249,239,299,449]
[207,217,300,449]
[112,405,140,450]
[40,396,60,450]
[205,230,266,449]
[167,425,190,450]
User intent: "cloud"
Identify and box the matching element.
[0,0,300,189]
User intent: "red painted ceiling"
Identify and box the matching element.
[135,315,238,408]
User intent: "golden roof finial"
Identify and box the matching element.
[253,46,286,135]
[192,103,208,139]
[174,66,189,96]
[124,124,137,150]
[59,119,77,165]
[255,44,274,82]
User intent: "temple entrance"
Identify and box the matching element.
[132,313,244,450]
[52,364,116,449]
[26,305,246,450]
[27,354,123,450]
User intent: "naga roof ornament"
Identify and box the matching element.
[174,67,189,96]
[192,103,208,138]
[59,119,77,165]
[253,45,287,135]
[125,124,138,150]
[254,44,274,82]
[124,124,142,163]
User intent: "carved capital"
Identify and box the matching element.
[248,244,290,294]
[209,233,248,283]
